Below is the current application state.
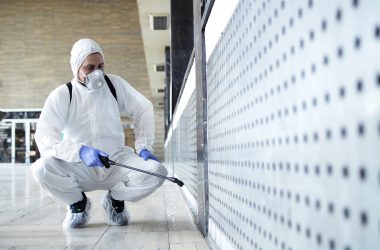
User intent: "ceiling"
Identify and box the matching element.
[135,0,170,157]
[136,0,170,107]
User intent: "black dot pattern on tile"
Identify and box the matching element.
[165,92,198,208]
[204,0,380,249]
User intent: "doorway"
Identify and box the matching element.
[0,110,40,164]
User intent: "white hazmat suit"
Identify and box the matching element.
[31,39,167,214]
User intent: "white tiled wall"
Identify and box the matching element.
[165,0,380,249]
[207,0,380,249]
[165,63,198,213]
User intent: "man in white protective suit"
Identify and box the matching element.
[31,38,168,228]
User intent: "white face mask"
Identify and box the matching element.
[81,70,105,90]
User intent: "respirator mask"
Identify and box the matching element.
[80,69,105,90]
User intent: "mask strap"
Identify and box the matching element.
[78,71,87,85]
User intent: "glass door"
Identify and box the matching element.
[29,122,38,163]
[0,122,12,163]
[8,121,37,164]
[13,122,26,163]
[0,110,41,164]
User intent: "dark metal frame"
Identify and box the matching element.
[166,0,215,237]
[193,0,214,236]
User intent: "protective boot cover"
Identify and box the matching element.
[102,192,129,226]
[63,198,92,228]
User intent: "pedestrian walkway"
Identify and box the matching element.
[0,165,209,250]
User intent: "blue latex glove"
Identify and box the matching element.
[79,145,109,167]
[139,149,159,162]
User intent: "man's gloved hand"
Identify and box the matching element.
[79,145,109,167]
[139,149,159,162]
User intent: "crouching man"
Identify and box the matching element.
[31,38,167,228]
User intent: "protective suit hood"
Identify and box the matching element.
[70,38,104,78]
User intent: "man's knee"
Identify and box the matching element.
[149,161,168,177]
[152,163,168,187]
[30,156,58,184]
[157,163,168,177]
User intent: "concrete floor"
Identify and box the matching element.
[0,165,209,250]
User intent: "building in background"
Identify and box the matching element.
[0,0,171,160]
